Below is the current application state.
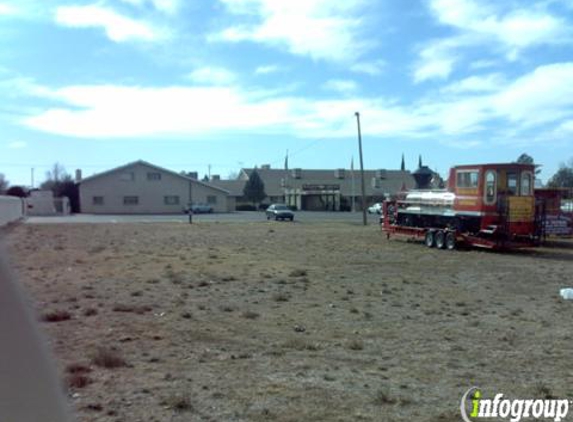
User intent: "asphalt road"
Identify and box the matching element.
[25,211,382,225]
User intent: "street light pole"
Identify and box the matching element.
[355,112,367,226]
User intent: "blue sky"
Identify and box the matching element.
[1,0,572,186]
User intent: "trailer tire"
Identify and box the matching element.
[424,231,434,248]
[435,230,446,249]
[445,232,456,250]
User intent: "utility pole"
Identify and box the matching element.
[31,168,34,188]
[355,112,367,226]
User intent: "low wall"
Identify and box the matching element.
[0,196,25,226]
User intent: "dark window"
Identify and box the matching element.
[207,195,217,204]
[123,196,139,205]
[93,196,104,205]
[484,171,496,204]
[521,172,532,196]
[164,195,179,205]
[147,172,161,181]
[507,172,518,195]
[456,171,479,188]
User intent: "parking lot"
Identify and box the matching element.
[25,211,382,224]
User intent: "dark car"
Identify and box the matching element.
[265,204,294,221]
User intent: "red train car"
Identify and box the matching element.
[382,163,538,249]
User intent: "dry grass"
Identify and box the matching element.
[112,304,152,314]
[91,348,127,369]
[7,223,573,422]
[161,394,193,412]
[41,310,72,322]
[66,373,93,389]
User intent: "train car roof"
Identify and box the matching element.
[452,163,536,170]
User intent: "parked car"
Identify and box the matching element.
[186,203,213,214]
[266,204,294,221]
[368,203,382,214]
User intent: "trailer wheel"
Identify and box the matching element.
[424,231,434,248]
[435,230,446,249]
[445,232,456,250]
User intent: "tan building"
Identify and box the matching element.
[210,165,416,211]
[79,160,231,214]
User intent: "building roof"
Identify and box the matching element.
[238,168,415,197]
[208,179,247,196]
[79,160,230,194]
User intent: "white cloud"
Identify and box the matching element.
[0,3,16,15]
[469,59,498,70]
[55,4,162,42]
[350,60,385,76]
[442,73,505,94]
[187,67,236,85]
[19,62,573,142]
[413,40,460,83]
[424,0,569,71]
[254,65,283,75]
[23,84,297,138]
[430,0,567,49]
[118,0,180,15]
[212,0,371,62]
[322,79,358,94]
[7,141,27,149]
[415,0,571,82]
[492,62,573,125]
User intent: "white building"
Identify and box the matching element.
[79,160,232,214]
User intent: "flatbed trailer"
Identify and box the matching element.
[381,220,538,250]
[380,162,541,251]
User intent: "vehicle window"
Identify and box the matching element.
[456,171,479,188]
[484,170,496,204]
[275,205,288,210]
[507,172,518,195]
[520,172,532,196]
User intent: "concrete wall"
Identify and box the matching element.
[80,162,229,214]
[0,196,25,226]
[26,190,57,216]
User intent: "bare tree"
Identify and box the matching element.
[0,173,8,194]
[41,163,80,212]
[44,162,67,186]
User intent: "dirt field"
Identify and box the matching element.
[4,221,573,422]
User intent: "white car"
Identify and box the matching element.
[186,203,213,214]
[367,203,382,214]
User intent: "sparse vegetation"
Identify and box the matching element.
[289,269,307,277]
[66,363,92,374]
[372,388,397,405]
[67,373,93,389]
[347,338,364,351]
[42,310,72,322]
[83,308,98,316]
[8,222,573,422]
[112,304,152,314]
[161,394,193,412]
[91,348,127,369]
[241,310,260,319]
[272,292,290,302]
